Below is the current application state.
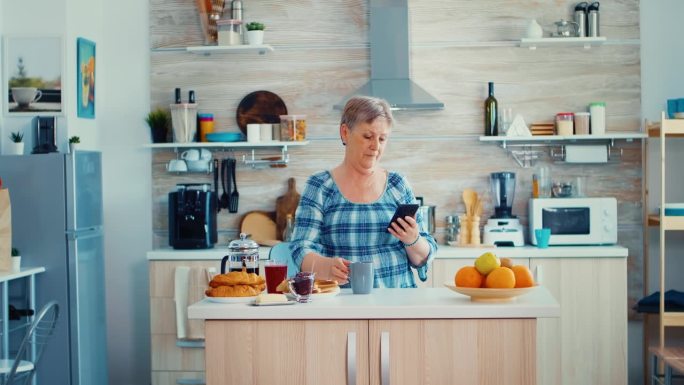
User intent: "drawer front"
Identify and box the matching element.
[152,370,205,385]
[151,334,205,371]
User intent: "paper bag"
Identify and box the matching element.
[0,189,11,271]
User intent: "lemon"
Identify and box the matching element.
[474,252,500,275]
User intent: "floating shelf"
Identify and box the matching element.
[480,132,646,168]
[145,140,308,149]
[519,36,607,50]
[186,44,274,55]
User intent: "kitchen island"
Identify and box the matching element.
[189,287,559,385]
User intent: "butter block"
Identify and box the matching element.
[255,293,288,304]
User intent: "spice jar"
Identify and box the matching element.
[279,115,307,141]
[556,112,574,136]
[216,19,243,46]
[221,233,260,275]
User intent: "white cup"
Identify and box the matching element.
[11,256,21,272]
[167,159,188,172]
[260,124,273,141]
[181,149,200,161]
[11,87,42,106]
[199,148,212,160]
[247,123,261,143]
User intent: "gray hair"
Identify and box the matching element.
[340,96,394,130]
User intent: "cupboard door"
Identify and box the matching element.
[530,258,627,385]
[431,258,529,288]
[205,320,369,385]
[368,319,536,385]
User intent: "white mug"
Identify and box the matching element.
[11,87,42,106]
[199,148,212,160]
[260,124,273,141]
[247,123,261,143]
[167,159,188,172]
[180,149,200,161]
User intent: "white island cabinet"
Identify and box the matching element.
[189,287,559,385]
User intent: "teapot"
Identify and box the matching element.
[552,19,579,37]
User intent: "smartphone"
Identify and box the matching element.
[387,204,419,231]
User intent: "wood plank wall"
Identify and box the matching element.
[150,0,643,312]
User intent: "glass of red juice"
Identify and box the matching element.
[265,262,288,293]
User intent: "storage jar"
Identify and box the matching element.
[574,112,590,135]
[589,102,606,135]
[556,112,574,136]
[216,19,242,46]
[198,113,214,142]
[279,115,307,141]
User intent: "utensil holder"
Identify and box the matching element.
[457,215,480,246]
[170,104,198,143]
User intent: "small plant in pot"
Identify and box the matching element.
[69,136,80,153]
[7,130,24,155]
[145,108,171,143]
[245,22,265,45]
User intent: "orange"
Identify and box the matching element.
[485,267,516,288]
[511,265,535,288]
[455,266,484,288]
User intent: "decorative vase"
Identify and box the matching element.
[526,19,543,39]
[6,142,24,155]
[69,143,78,153]
[247,30,264,45]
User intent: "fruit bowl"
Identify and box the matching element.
[443,282,537,302]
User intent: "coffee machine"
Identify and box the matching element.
[169,183,217,249]
[32,116,58,154]
[483,172,525,246]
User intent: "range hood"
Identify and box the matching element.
[336,0,444,111]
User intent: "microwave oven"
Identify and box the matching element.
[528,197,617,245]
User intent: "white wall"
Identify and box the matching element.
[633,1,684,384]
[99,0,151,384]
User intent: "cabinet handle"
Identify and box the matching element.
[534,265,543,285]
[347,332,356,385]
[381,331,390,385]
[176,379,205,385]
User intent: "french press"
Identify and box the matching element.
[221,233,260,275]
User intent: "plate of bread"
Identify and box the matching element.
[205,268,266,303]
[277,279,341,300]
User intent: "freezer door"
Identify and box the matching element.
[68,230,108,385]
[66,151,103,231]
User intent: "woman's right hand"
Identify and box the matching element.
[301,253,351,284]
[327,257,351,284]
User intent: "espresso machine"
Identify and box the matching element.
[483,172,525,246]
[169,183,217,249]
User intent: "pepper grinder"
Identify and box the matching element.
[231,0,243,21]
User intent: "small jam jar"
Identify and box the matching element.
[221,233,260,275]
[216,19,243,46]
[556,112,574,136]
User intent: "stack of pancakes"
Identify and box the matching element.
[205,269,266,297]
[276,279,339,294]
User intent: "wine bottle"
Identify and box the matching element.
[484,82,498,136]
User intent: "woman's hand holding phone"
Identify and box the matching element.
[388,204,420,245]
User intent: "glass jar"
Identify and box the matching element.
[556,112,574,136]
[574,112,590,135]
[589,102,606,135]
[216,19,242,46]
[221,233,260,275]
[279,115,307,141]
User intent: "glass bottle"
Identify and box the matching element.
[283,214,294,242]
[445,215,458,245]
[484,82,498,136]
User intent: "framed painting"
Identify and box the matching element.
[76,37,95,119]
[3,36,64,116]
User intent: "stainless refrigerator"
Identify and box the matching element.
[0,151,108,385]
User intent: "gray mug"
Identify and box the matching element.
[350,261,374,294]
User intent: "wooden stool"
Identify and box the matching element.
[650,346,684,385]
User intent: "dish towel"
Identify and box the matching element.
[174,267,191,340]
[186,267,208,339]
[634,290,684,313]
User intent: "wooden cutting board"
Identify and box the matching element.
[240,211,278,245]
[275,178,301,240]
[235,90,288,134]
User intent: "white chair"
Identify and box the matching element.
[0,301,59,385]
[268,242,299,277]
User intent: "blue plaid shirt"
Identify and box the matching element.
[290,171,438,288]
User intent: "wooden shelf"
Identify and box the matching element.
[479,132,646,144]
[144,140,308,149]
[647,215,684,230]
[663,312,684,327]
[648,119,684,137]
[519,36,607,49]
[186,44,274,55]
[648,214,660,227]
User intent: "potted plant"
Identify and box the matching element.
[11,247,21,271]
[7,130,24,155]
[69,136,81,153]
[145,108,171,143]
[245,22,265,45]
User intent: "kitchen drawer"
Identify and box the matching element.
[151,334,205,371]
[152,370,205,385]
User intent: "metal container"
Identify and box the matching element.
[416,197,436,234]
[221,233,260,275]
[574,2,588,37]
[588,2,600,37]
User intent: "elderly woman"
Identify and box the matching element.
[290,96,437,288]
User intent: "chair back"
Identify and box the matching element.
[268,242,299,277]
[4,301,59,385]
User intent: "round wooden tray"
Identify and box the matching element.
[235,90,287,134]
[443,282,537,302]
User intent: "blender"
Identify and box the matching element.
[483,172,525,246]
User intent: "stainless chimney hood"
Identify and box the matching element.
[335,0,444,111]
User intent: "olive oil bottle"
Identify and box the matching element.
[484,82,498,136]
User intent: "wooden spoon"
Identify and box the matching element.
[463,188,477,218]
